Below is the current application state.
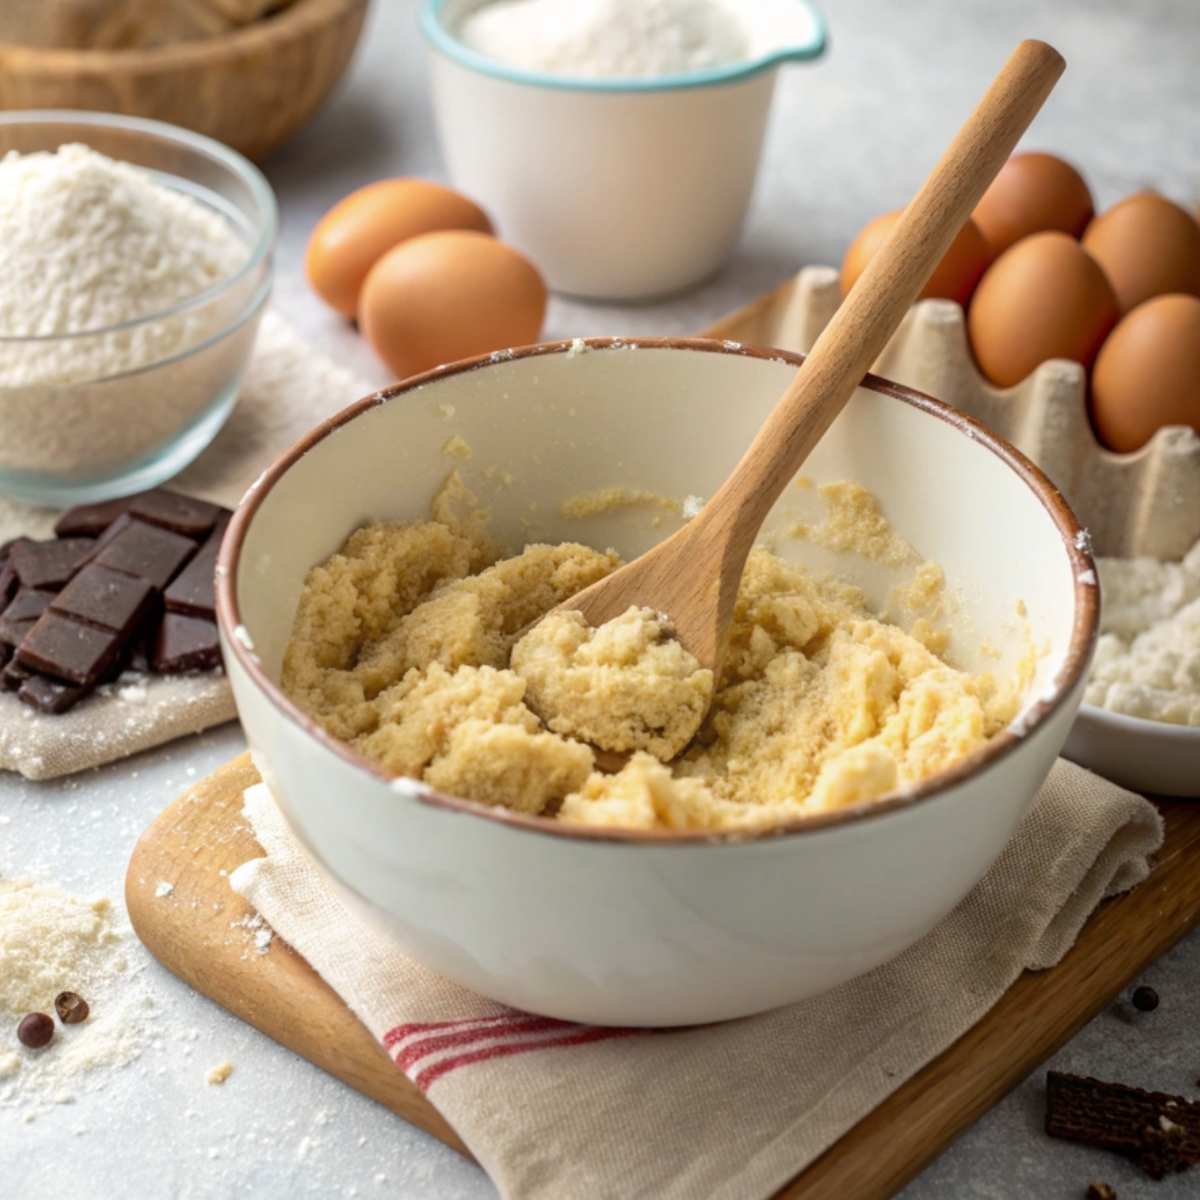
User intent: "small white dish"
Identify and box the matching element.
[421,0,827,300]
[217,339,1097,1027]
[1065,704,1200,798]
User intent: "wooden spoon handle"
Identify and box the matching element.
[714,38,1065,537]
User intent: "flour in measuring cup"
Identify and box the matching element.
[458,0,753,79]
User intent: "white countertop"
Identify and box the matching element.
[4,1,1199,1196]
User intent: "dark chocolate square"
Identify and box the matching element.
[129,490,222,539]
[53,493,148,539]
[18,674,89,715]
[152,614,222,674]
[93,519,196,590]
[0,590,53,647]
[52,564,157,634]
[2,659,33,691]
[0,563,16,608]
[17,611,121,686]
[9,538,94,590]
[163,523,227,619]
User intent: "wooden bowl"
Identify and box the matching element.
[0,0,369,161]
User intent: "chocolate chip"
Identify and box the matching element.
[8,538,94,590]
[17,611,122,687]
[128,490,222,539]
[152,613,221,674]
[52,563,157,635]
[93,519,196,590]
[54,992,89,1025]
[17,1012,54,1049]
[18,673,88,714]
[1132,986,1159,1013]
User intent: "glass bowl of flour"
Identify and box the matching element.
[0,111,276,506]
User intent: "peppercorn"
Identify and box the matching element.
[1131,985,1159,1013]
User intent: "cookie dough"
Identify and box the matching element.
[512,606,713,760]
[282,474,1021,832]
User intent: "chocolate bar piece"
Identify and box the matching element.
[129,490,222,539]
[17,611,122,687]
[0,590,53,647]
[3,658,33,691]
[53,493,148,538]
[0,643,9,671]
[52,564,157,634]
[18,674,88,715]
[93,519,196,590]
[0,563,15,608]
[163,513,230,619]
[1045,1071,1200,1180]
[9,538,94,590]
[152,613,221,673]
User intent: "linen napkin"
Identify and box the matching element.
[230,758,1163,1200]
[0,312,373,780]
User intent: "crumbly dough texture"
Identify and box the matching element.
[512,606,714,760]
[282,474,1021,832]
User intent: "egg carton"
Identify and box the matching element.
[711,266,1200,560]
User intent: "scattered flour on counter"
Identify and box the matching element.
[0,879,159,1121]
[1085,538,1200,726]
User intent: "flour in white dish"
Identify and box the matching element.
[1084,538,1200,726]
[459,0,749,79]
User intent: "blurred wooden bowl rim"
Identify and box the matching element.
[0,0,370,161]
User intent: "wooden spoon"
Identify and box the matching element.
[549,39,1064,736]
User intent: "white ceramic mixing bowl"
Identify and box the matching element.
[217,339,1097,1027]
[421,0,827,300]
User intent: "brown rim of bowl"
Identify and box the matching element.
[0,0,366,67]
[216,336,1099,847]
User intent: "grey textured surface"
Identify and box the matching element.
[3,1,1199,1196]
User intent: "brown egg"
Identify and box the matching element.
[359,231,546,379]
[1082,191,1200,314]
[840,210,991,306]
[967,232,1118,388]
[971,152,1093,257]
[1090,293,1200,452]
[306,180,493,318]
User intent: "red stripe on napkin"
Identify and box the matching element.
[392,1016,572,1072]
[383,1014,518,1049]
[413,1025,649,1092]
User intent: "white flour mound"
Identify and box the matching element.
[459,0,749,78]
[458,0,820,79]
[0,879,157,1120]
[1086,538,1200,726]
[0,143,247,386]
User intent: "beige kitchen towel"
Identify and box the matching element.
[230,758,1163,1200]
[0,312,373,780]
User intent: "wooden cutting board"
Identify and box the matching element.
[127,753,1200,1199]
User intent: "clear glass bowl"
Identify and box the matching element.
[0,111,277,506]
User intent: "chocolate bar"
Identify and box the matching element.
[52,564,157,634]
[163,513,230,619]
[10,538,94,590]
[0,589,53,647]
[128,490,222,539]
[93,519,196,590]
[1045,1071,1200,1180]
[18,674,88,715]
[152,613,222,674]
[17,611,123,687]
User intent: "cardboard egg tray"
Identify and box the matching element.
[711,266,1200,559]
